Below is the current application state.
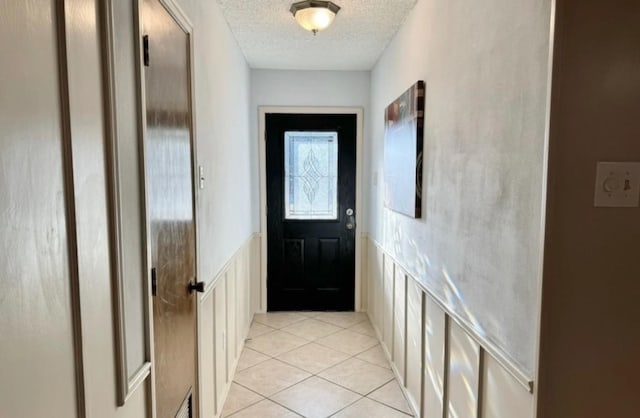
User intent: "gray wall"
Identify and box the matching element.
[367,0,553,375]
[176,0,254,286]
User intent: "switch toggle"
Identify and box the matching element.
[594,162,640,207]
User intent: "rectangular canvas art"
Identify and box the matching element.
[384,80,425,218]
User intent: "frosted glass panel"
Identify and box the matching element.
[285,131,338,220]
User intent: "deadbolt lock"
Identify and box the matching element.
[346,208,356,230]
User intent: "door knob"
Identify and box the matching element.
[189,280,205,294]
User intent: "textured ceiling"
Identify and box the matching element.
[216,0,418,70]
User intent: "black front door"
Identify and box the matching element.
[266,113,357,311]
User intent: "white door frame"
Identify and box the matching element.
[258,106,365,313]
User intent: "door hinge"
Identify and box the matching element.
[143,35,150,67]
[151,267,157,296]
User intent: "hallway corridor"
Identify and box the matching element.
[221,312,414,417]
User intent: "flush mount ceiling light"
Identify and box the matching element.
[290,0,341,35]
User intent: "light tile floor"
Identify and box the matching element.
[222,312,414,418]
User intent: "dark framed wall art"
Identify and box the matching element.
[383,80,425,218]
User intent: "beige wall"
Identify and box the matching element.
[537,1,640,416]
[0,0,149,416]
[0,1,80,416]
[367,0,553,376]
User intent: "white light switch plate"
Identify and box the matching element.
[198,165,205,189]
[594,162,640,207]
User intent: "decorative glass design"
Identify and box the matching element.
[284,131,338,220]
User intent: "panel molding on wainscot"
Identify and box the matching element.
[197,234,260,418]
[364,236,535,418]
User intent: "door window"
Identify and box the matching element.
[284,131,338,220]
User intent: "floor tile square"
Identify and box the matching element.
[245,330,309,357]
[253,312,306,329]
[271,376,361,418]
[331,397,412,418]
[315,312,368,328]
[221,383,263,417]
[236,348,270,372]
[227,399,301,418]
[277,342,351,374]
[356,344,391,369]
[367,380,413,415]
[281,318,342,341]
[247,321,275,338]
[348,320,377,337]
[316,329,379,356]
[233,359,311,397]
[296,311,323,318]
[319,357,394,395]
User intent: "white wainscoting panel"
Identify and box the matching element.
[199,234,259,418]
[383,255,395,356]
[214,278,227,412]
[368,240,384,334]
[199,292,216,415]
[423,298,446,418]
[405,279,423,413]
[481,350,534,418]
[236,244,251,350]
[236,256,245,353]
[393,266,407,385]
[250,235,262,313]
[360,234,369,311]
[365,237,535,418]
[226,262,238,370]
[447,321,480,418]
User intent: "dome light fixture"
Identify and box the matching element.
[290,1,341,35]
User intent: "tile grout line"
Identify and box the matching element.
[257,312,367,328]
[366,394,415,416]
[354,346,393,369]
[325,395,365,417]
[268,374,364,418]
[313,372,394,399]
[246,325,378,361]
[275,347,351,375]
[265,375,345,418]
[222,383,265,417]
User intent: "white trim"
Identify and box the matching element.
[158,0,193,32]
[258,106,365,312]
